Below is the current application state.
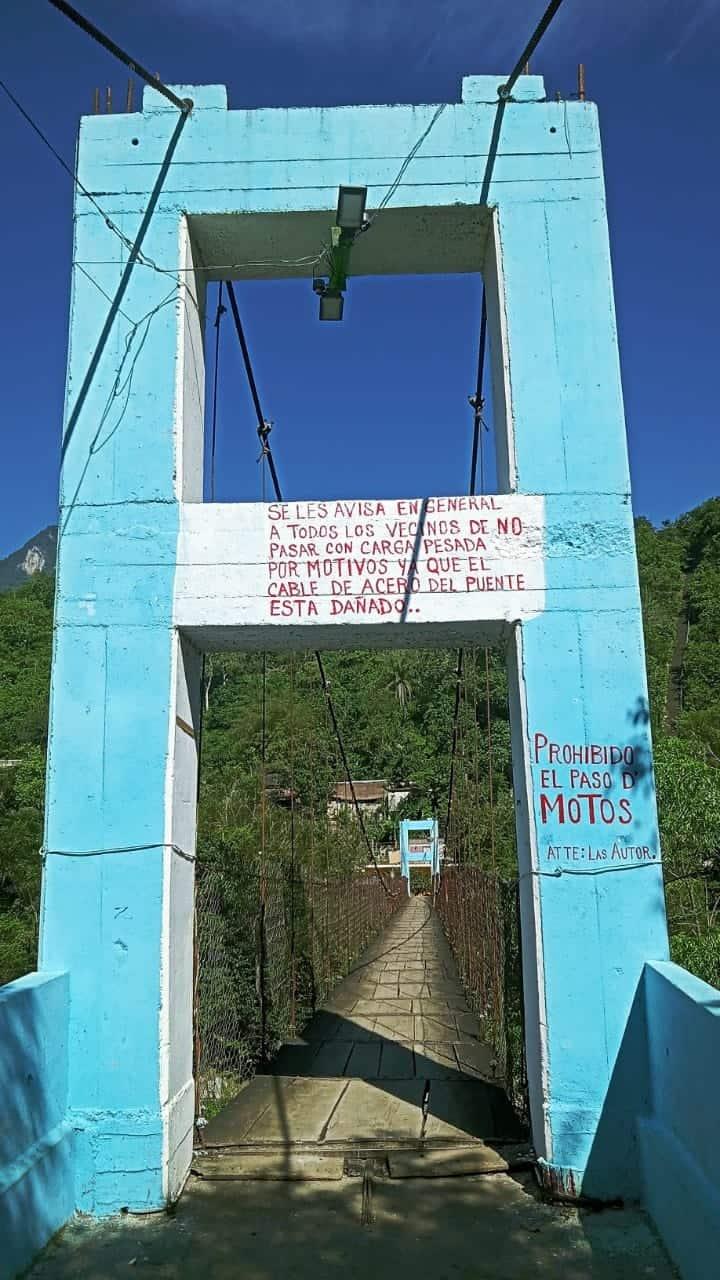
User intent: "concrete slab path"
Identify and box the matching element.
[200,897,521,1155]
[28,1172,677,1279]
[26,900,676,1279]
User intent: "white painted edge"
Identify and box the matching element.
[513,624,552,1160]
[173,218,187,503]
[490,208,518,492]
[159,630,179,1201]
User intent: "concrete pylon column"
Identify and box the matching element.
[39,198,204,1211]
[487,198,670,1195]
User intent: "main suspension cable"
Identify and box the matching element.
[313,652,392,894]
[468,288,488,497]
[223,281,394,896]
[225,282,284,503]
[209,283,225,501]
[499,0,567,100]
[47,0,193,114]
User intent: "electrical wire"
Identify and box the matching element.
[360,103,447,232]
[0,74,187,293]
[75,251,328,276]
[0,76,322,301]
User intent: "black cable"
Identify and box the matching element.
[47,0,192,114]
[499,0,567,99]
[469,287,487,498]
[314,652,393,896]
[209,283,225,501]
[0,75,128,249]
[444,649,464,853]
[0,75,183,287]
[222,282,395,895]
[445,281,491,863]
[225,281,283,502]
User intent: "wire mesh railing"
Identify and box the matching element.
[435,864,528,1124]
[194,861,405,1118]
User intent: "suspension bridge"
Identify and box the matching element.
[1,2,719,1278]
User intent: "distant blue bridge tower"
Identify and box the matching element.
[399,818,440,891]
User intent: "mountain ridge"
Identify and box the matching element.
[0,526,57,592]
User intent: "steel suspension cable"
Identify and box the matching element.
[209,283,225,501]
[445,649,465,860]
[225,282,283,502]
[468,288,488,497]
[47,0,193,114]
[313,652,392,894]
[223,280,395,896]
[499,0,567,100]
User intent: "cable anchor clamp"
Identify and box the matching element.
[256,420,273,461]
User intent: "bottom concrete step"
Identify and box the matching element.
[192,1152,345,1181]
[387,1147,508,1178]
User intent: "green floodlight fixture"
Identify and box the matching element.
[319,290,344,322]
[336,185,367,232]
[313,185,367,320]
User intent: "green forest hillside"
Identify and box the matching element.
[1,501,719,986]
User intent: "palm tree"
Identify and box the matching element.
[388,656,412,712]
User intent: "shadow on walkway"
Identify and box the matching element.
[27,1171,677,1280]
[202,897,523,1154]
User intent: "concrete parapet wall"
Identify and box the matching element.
[0,972,73,1279]
[639,961,720,1279]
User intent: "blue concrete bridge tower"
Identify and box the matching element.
[24,71,672,1232]
[399,819,440,890]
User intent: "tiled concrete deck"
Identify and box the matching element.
[199,897,521,1157]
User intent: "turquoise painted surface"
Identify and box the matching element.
[638,962,720,1278]
[496,186,667,1187]
[399,818,439,881]
[74,82,603,232]
[39,73,668,1217]
[0,973,73,1279]
[41,91,185,1212]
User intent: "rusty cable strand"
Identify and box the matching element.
[484,647,497,871]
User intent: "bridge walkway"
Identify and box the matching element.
[27,899,677,1279]
[195,895,522,1172]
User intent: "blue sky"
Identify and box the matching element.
[1,0,718,555]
